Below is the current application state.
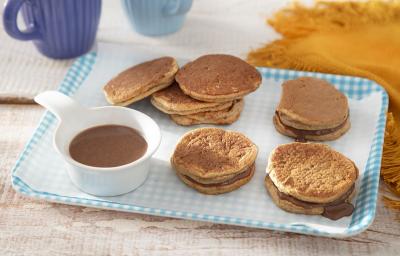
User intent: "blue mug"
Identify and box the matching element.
[3,0,102,59]
[122,0,192,36]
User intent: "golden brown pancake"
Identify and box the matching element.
[151,83,233,115]
[264,176,356,218]
[273,114,351,141]
[170,99,243,126]
[274,77,350,141]
[265,143,358,220]
[177,164,255,195]
[171,127,258,194]
[175,54,261,102]
[103,57,178,106]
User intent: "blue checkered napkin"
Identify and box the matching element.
[11,52,388,238]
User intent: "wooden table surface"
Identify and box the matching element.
[1,1,400,255]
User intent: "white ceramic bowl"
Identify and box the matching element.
[35,91,161,196]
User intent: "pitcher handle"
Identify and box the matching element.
[34,91,86,122]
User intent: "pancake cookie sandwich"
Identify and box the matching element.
[103,57,178,106]
[265,142,359,220]
[274,77,350,141]
[171,127,258,194]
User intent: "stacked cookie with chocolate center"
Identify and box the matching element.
[152,54,261,125]
[265,142,358,220]
[171,127,258,194]
[273,77,350,141]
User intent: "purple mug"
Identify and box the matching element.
[3,0,101,59]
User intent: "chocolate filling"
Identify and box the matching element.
[182,165,254,188]
[275,111,348,140]
[269,177,355,220]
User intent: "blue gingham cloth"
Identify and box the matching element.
[11,51,388,237]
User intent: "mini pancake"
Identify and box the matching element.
[274,77,350,141]
[103,57,178,106]
[171,127,258,194]
[175,54,261,102]
[177,164,255,195]
[266,143,359,220]
[170,99,243,126]
[273,113,351,141]
[151,83,233,115]
[264,176,356,217]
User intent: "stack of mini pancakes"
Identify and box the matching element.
[103,54,261,126]
[151,54,261,125]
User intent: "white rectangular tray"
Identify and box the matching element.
[12,49,388,237]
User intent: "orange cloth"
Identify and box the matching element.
[247,1,400,207]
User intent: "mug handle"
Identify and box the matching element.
[163,0,192,16]
[3,0,42,41]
